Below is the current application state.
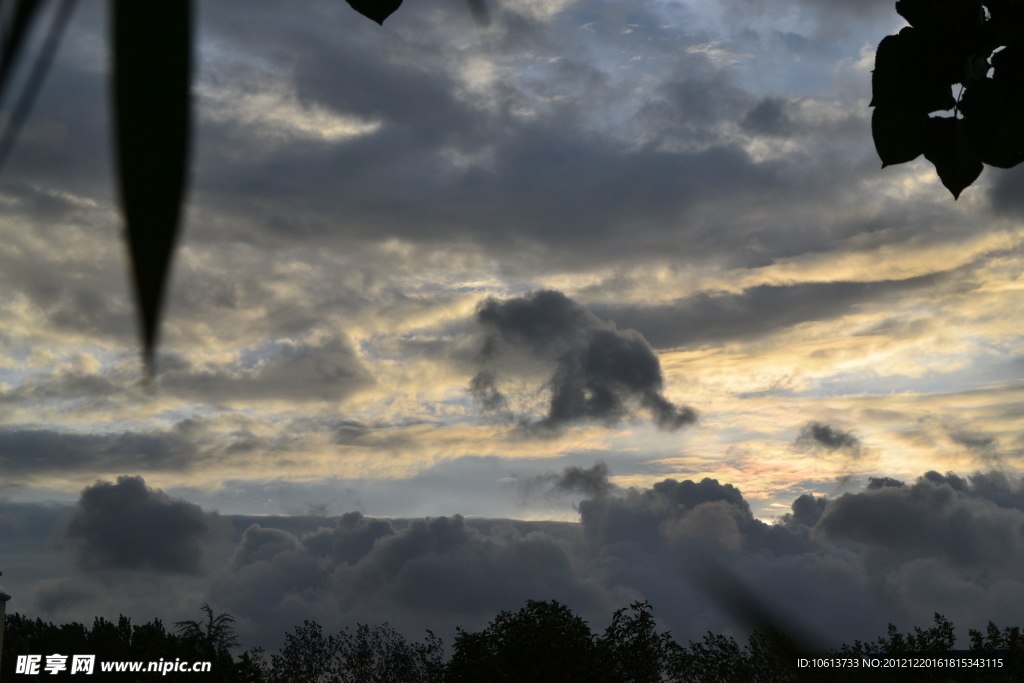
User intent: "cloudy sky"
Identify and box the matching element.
[3,0,1024,656]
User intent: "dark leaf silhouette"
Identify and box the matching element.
[959,59,1024,168]
[871,106,927,167]
[870,29,956,114]
[345,0,403,25]
[872,0,1024,197]
[923,116,983,199]
[112,0,192,372]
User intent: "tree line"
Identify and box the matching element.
[3,599,1023,682]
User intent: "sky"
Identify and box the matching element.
[3,0,1024,656]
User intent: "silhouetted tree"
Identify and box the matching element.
[9,603,1024,682]
[968,621,1024,681]
[336,623,444,683]
[1,610,252,681]
[446,600,597,683]
[175,602,243,680]
[265,620,340,683]
[260,620,442,683]
[594,601,678,683]
[836,613,958,683]
[175,603,240,655]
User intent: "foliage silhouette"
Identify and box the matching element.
[7,602,1024,682]
[872,0,1024,198]
[446,599,597,683]
[335,623,445,683]
[593,601,679,683]
[175,602,240,655]
[257,620,444,683]
[263,620,340,683]
[2,609,260,681]
[668,628,794,683]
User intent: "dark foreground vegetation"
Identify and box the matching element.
[3,600,1022,681]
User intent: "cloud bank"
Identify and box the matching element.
[20,468,1024,653]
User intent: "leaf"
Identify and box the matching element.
[896,0,984,37]
[923,116,983,198]
[992,44,1024,83]
[112,0,192,371]
[345,0,403,25]
[872,106,927,167]
[960,76,1024,167]
[982,113,1024,168]
[871,29,957,113]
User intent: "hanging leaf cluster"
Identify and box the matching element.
[872,0,1024,198]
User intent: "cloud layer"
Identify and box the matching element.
[21,468,1024,654]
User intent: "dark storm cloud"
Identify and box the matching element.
[201,113,790,270]
[208,470,860,649]
[157,336,373,403]
[964,471,1024,511]
[0,423,202,475]
[577,476,759,551]
[590,274,943,350]
[472,290,696,431]
[796,421,862,456]
[780,493,828,528]
[214,509,615,643]
[63,476,210,574]
[815,471,1024,571]
[20,467,1024,651]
